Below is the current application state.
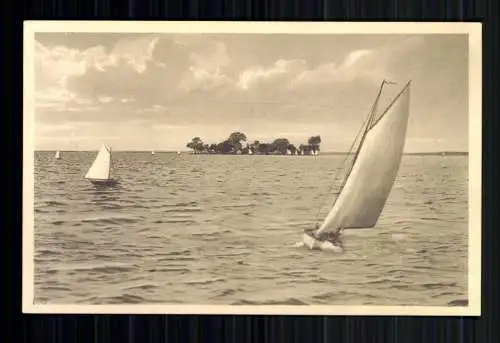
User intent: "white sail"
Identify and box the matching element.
[54,150,61,159]
[151,150,155,155]
[85,144,112,180]
[316,82,411,235]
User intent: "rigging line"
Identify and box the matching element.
[331,80,387,195]
[314,79,388,229]
[313,81,385,223]
[312,115,368,222]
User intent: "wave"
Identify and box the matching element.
[85,294,148,304]
[82,215,143,225]
[184,277,226,285]
[45,262,138,274]
[231,298,308,305]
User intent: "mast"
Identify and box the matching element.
[108,145,113,180]
[327,80,388,213]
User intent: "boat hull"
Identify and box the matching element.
[303,230,343,253]
[87,178,119,187]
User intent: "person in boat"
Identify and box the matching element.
[327,228,344,246]
[315,227,343,247]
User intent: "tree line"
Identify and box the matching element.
[186,131,321,155]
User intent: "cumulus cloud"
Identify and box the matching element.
[290,49,377,87]
[98,96,113,103]
[35,35,168,110]
[236,59,307,90]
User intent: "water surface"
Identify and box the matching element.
[34,152,468,306]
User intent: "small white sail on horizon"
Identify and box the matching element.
[305,80,412,250]
[85,144,115,184]
[54,150,61,160]
[151,150,155,155]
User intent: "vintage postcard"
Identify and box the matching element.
[23,21,482,315]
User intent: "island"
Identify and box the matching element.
[186,131,322,155]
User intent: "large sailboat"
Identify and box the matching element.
[303,80,412,252]
[85,144,118,186]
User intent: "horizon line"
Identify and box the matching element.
[34,150,469,155]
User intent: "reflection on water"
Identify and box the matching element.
[34,152,468,306]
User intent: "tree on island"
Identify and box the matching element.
[287,143,297,155]
[250,140,260,154]
[308,135,322,153]
[271,138,290,155]
[228,132,247,145]
[186,136,204,154]
[227,131,247,154]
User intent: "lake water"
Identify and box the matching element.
[33,152,468,306]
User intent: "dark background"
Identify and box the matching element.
[4,0,498,342]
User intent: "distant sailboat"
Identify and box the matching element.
[177,150,181,155]
[85,144,118,186]
[54,150,61,160]
[151,150,155,155]
[303,80,412,253]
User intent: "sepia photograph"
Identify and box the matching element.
[23,21,481,315]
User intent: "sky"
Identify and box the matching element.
[33,32,469,152]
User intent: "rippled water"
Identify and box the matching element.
[33,152,468,306]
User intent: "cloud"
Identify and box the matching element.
[189,41,230,73]
[236,59,307,90]
[290,49,377,87]
[35,35,167,111]
[180,66,234,92]
[38,135,120,141]
[110,37,162,73]
[34,35,396,112]
[136,104,168,114]
[33,33,468,152]
[120,97,135,103]
[38,123,77,132]
[98,96,113,103]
